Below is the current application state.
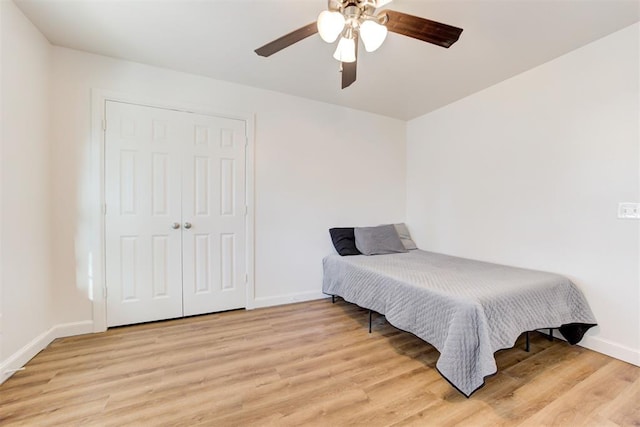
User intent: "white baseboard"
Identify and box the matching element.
[0,320,94,385]
[0,328,53,385]
[248,291,329,309]
[544,329,639,367]
[51,320,94,339]
[578,335,640,367]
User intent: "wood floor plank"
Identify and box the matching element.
[596,373,640,426]
[518,359,640,427]
[0,299,638,426]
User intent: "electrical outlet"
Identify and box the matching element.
[618,202,640,219]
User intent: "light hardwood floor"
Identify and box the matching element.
[1,299,638,426]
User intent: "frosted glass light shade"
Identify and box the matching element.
[333,36,356,63]
[360,20,388,52]
[317,11,345,43]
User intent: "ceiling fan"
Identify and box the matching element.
[254,0,463,89]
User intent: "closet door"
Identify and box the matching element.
[105,101,184,327]
[181,113,247,316]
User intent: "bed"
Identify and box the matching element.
[322,249,597,396]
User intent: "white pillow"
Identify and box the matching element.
[394,223,417,250]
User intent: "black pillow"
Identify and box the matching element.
[329,228,362,256]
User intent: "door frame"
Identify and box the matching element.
[90,90,256,332]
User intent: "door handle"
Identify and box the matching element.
[171,222,180,229]
[184,222,192,229]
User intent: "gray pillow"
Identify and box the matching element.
[394,223,417,250]
[354,224,408,256]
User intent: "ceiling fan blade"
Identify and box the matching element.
[341,35,358,89]
[383,10,463,48]
[255,22,318,57]
[341,58,357,89]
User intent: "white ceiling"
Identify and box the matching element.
[15,0,640,120]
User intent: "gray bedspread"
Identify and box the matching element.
[322,250,597,396]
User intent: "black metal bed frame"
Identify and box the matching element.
[330,294,554,352]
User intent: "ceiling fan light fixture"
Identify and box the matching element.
[254,1,463,89]
[333,36,356,63]
[317,10,345,43]
[360,20,388,52]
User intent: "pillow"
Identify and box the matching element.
[394,223,417,250]
[329,228,361,256]
[354,224,408,256]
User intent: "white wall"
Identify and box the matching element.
[0,0,4,367]
[407,23,640,365]
[49,47,406,324]
[0,0,54,380]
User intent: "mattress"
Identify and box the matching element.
[322,250,597,396]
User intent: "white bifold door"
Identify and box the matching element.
[105,101,247,327]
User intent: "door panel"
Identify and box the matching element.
[182,114,247,316]
[105,101,184,327]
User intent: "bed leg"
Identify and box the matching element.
[525,331,530,352]
[332,295,335,304]
[548,328,553,341]
[369,310,372,334]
